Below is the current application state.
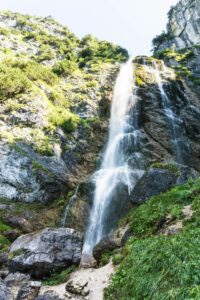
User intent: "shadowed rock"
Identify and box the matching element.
[9,228,83,279]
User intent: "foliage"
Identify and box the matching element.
[152,31,171,50]
[105,229,200,300]
[47,100,81,133]
[151,162,180,176]
[105,178,200,299]
[53,60,78,76]
[0,63,32,101]
[79,35,128,67]
[23,61,59,85]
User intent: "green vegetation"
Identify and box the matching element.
[153,48,196,81]
[0,63,32,101]
[152,31,172,51]
[154,48,194,62]
[78,34,128,67]
[105,178,200,300]
[151,162,180,176]
[43,265,76,285]
[53,60,78,76]
[32,160,52,176]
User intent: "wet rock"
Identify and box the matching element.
[177,165,199,184]
[130,168,177,204]
[0,279,13,300]
[5,215,33,233]
[64,180,94,232]
[16,281,41,300]
[93,226,132,263]
[9,228,83,278]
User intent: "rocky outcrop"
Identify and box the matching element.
[0,11,127,204]
[9,228,83,278]
[93,226,132,263]
[153,0,200,51]
[130,168,178,204]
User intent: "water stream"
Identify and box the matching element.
[144,60,187,166]
[82,58,144,256]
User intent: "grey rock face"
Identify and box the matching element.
[155,0,200,51]
[0,279,13,300]
[4,272,31,287]
[130,168,178,204]
[0,142,69,203]
[93,226,132,263]
[9,228,83,279]
[16,281,41,300]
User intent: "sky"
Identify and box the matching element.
[0,0,178,56]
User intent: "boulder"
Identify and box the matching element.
[93,226,132,263]
[4,215,33,233]
[5,272,30,287]
[16,281,41,300]
[65,278,89,297]
[9,228,83,279]
[0,279,13,300]
[130,168,177,204]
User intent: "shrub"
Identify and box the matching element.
[48,106,80,134]
[0,65,32,101]
[23,61,59,85]
[53,60,78,76]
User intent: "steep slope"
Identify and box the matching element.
[0,11,128,254]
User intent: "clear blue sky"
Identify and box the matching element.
[0,0,178,56]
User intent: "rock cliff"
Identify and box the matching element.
[153,0,200,51]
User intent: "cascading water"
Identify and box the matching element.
[82,58,144,257]
[143,59,188,166]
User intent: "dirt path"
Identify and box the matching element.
[39,262,115,300]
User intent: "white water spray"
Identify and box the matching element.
[82,59,144,256]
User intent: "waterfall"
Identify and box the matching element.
[82,58,144,257]
[143,60,186,165]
